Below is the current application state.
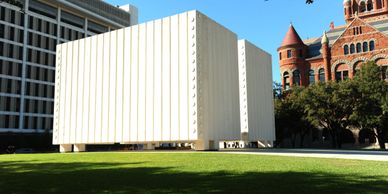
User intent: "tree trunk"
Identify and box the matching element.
[336,129,342,149]
[337,138,342,149]
[373,128,386,149]
[378,138,386,149]
[351,129,360,146]
[377,129,386,149]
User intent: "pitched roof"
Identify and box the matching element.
[280,24,304,47]
[369,19,388,35]
[303,18,388,60]
[303,37,320,44]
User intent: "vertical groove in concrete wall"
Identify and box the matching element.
[97,34,103,143]
[116,28,124,143]
[122,27,131,142]
[131,25,138,142]
[89,35,96,143]
[170,15,178,141]
[85,37,91,143]
[78,38,84,143]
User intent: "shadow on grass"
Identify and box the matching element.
[0,161,387,193]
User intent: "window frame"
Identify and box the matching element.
[308,69,315,85]
[381,66,388,81]
[369,40,375,51]
[335,70,349,82]
[292,70,301,86]
[350,44,355,54]
[356,43,362,53]
[283,72,290,90]
[344,45,349,55]
[363,42,368,52]
[287,50,292,58]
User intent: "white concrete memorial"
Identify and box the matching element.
[53,10,275,152]
[237,40,275,148]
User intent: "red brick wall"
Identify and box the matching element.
[330,18,388,78]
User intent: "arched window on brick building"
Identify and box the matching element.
[376,58,388,81]
[350,44,355,54]
[319,68,325,82]
[283,72,290,90]
[352,2,359,15]
[309,69,315,85]
[287,50,292,58]
[356,43,362,53]
[369,41,375,51]
[344,45,349,55]
[293,70,301,86]
[367,0,373,11]
[363,42,368,52]
[335,63,349,81]
[360,1,366,12]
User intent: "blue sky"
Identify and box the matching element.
[106,0,344,82]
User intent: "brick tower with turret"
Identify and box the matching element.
[278,0,388,90]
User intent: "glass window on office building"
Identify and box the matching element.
[0,0,136,134]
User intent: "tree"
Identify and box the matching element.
[273,81,283,99]
[275,61,387,149]
[352,61,388,149]
[302,81,358,148]
[275,87,313,148]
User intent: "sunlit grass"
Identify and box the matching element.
[0,152,387,193]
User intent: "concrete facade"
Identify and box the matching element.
[238,40,275,147]
[53,11,247,151]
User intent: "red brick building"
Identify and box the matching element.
[278,0,388,89]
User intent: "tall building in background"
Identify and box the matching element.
[278,0,387,89]
[0,0,137,147]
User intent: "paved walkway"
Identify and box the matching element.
[220,149,388,161]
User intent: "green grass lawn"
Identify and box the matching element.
[1,152,388,194]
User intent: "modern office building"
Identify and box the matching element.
[0,0,137,146]
[54,10,275,151]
